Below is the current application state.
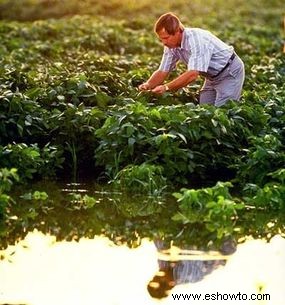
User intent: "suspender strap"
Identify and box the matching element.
[213,52,236,77]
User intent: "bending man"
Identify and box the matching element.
[139,12,245,107]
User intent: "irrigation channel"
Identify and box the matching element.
[0,181,284,305]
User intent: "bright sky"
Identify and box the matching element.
[0,230,284,305]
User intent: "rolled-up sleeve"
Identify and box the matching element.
[158,47,178,72]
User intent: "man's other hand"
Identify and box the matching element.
[138,82,151,91]
[151,85,167,95]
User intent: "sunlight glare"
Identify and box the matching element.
[0,230,284,305]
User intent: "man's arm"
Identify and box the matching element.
[138,70,169,91]
[151,70,199,94]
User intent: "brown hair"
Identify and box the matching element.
[147,266,176,299]
[154,12,184,35]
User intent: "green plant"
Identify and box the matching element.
[0,168,18,218]
[20,190,49,201]
[234,134,285,186]
[112,163,167,195]
[68,193,98,210]
[0,143,64,181]
[243,168,285,210]
[172,182,244,239]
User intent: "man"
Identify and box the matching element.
[139,12,245,107]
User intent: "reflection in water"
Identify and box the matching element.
[147,239,235,299]
[0,230,285,305]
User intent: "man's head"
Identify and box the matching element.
[154,12,184,48]
[147,265,176,299]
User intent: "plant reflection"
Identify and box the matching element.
[2,181,285,252]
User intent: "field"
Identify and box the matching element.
[0,0,284,247]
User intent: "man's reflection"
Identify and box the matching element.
[147,239,236,299]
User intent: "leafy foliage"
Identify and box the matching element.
[172,182,244,239]
[243,168,285,210]
[0,143,64,180]
[0,168,18,218]
[234,134,285,186]
[0,0,284,245]
[112,163,167,195]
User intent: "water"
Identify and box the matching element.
[0,181,285,305]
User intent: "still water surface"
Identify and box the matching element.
[0,181,284,305]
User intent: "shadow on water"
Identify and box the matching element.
[0,181,285,304]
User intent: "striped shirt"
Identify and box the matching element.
[158,28,234,77]
[158,259,224,284]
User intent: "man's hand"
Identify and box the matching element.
[138,70,169,92]
[138,82,151,91]
[151,85,167,95]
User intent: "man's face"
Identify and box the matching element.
[157,28,181,48]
